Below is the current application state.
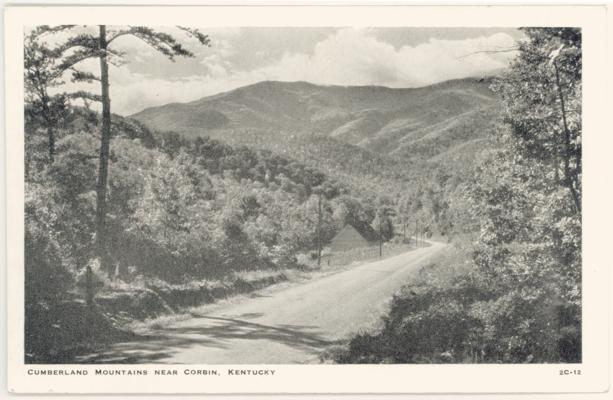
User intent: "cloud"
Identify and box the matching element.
[53,28,518,115]
[257,28,517,87]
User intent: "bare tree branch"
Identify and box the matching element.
[456,47,520,61]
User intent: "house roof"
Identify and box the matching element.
[329,224,370,252]
[346,219,379,242]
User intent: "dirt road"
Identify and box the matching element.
[84,242,447,364]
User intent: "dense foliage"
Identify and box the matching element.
[26,108,386,286]
[337,28,582,364]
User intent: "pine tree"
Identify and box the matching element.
[24,26,73,164]
[48,25,211,277]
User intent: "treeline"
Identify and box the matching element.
[335,28,582,364]
[217,127,465,242]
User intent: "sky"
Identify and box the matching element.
[40,27,523,115]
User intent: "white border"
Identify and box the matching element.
[4,4,610,395]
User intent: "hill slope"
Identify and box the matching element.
[131,78,501,161]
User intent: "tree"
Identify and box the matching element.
[493,28,581,214]
[397,193,414,242]
[373,196,396,256]
[400,186,425,246]
[46,25,211,276]
[462,28,583,361]
[24,26,72,164]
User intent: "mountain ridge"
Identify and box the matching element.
[133,77,497,115]
[131,77,501,163]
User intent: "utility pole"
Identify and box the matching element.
[379,213,382,257]
[317,191,322,267]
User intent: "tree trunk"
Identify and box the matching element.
[85,264,94,306]
[46,124,55,164]
[553,60,581,214]
[95,25,113,277]
[317,192,322,267]
[379,216,382,257]
[41,96,55,163]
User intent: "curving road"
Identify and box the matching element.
[84,241,447,364]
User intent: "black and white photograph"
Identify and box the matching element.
[21,23,583,366]
[6,3,611,395]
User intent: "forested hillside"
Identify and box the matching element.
[27,105,395,279]
[131,77,502,238]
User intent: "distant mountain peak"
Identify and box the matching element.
[131,77,500,161]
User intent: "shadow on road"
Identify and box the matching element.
[76,313,333,364]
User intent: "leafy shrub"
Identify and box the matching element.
[336,243,581,364]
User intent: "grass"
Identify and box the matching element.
[130,313,193,333]
[123,269,294,332]
[412,243,472,285]
[322,240,425,269]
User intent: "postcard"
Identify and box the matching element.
[4,4,610,395]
